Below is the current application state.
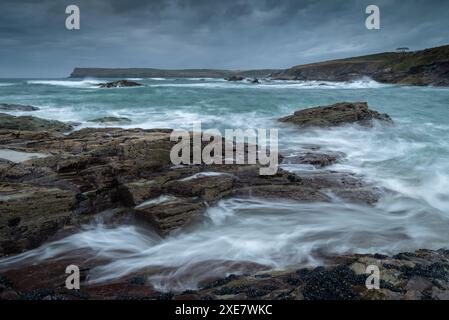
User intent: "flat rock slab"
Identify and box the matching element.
[279,102,393,128]
[0,149,48,163]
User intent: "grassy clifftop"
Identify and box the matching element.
[271,45,449,86]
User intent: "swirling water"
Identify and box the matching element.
[1,77,449,290]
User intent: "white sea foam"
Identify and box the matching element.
[280,120,449,214]
[27,79,101,88]
[2,195,448,291]
[0,149,48,163]
[149,78,388,90]
[0,83,14,87]
[135,195,178,209]
[179,172,230,181]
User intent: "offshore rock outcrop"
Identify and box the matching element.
[0,104,39,112]
[279,102,393,128]
[97,80,143,88]
[226,75,244,82]
[0,113,73,132]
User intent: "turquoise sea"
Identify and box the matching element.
[1,77,449,290]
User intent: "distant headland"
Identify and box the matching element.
[70,44,449,86]
[69,68,280,80]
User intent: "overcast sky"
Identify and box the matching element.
[1,0,448,78]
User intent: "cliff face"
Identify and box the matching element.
[70,68,280,79]
[271,45,449,86]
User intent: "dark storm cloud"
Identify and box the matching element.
[0,0,448,77]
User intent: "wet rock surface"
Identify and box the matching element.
[97,80,143,88]
[279,102,393,128]
[0,127,381,254]
[0,104,39,112]
[282,150,344,167]
[248,78,260,84]
[0,183,77,256]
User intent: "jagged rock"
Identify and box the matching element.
[0,104,39,111]
[87,117,132,124]
[97,80,143,88]
[279,102,393,128]
[226,75,244,82]
[0,113,73,132]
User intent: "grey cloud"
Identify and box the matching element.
[0,0,448,77]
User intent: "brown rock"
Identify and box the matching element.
[282,151,344,167]
[164,173,235,203]
[0,183,77,255]
[279,102,393,128]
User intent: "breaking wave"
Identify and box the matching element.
[27,79,101,88]
[149,78,388,90]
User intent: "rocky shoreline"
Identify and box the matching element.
[0,126,382,255]
[0,102,447,300]
[2,248,449,300]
